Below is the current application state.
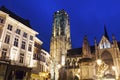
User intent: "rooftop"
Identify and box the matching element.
[0,6,32,28]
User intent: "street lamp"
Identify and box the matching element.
[96,59,102,66]
[58,64,61,69]
[112,66,116,71]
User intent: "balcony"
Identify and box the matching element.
[0,56,11,64]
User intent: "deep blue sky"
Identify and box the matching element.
[1,0,120,52]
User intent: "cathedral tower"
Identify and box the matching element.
[50,10,71,80]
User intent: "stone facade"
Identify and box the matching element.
[50,10,71,80]
[66,27,120,80]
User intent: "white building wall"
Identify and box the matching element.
[41,49,51,72]
[0,10,38,68]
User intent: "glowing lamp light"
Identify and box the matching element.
[112,66,116,71]
[58,64,61,69]
[78,69,80,73]
[96,59,102,65]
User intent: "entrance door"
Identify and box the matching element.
[15,71,25,80]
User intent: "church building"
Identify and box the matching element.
[66,26,120,80]
[50,10,120,80]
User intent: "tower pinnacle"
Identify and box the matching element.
[104,24,109,40]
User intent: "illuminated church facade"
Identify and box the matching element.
[50,9,120,80]
[66,28,120,80]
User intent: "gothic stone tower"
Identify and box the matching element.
[50,10,71,80]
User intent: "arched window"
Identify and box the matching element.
[101,51,113,65]
[100,40,111,49]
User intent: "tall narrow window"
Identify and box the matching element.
[4,34,10,44]
[7,24,12,31]
[16,29,21,35]
[28,44,32,51]
[23,32,27,38]
[19,53,24,63]
[21,41,26,49]
[1,48,7,59]
[30,35,33,40]
[14,38,19,47]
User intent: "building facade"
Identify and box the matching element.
[49,9,120,80]
[31,37,43,80]
[66,26,120,80]
[31,37,51,80]
[39,49,51,80]
[0,6,39,80]
[50,10,71,80]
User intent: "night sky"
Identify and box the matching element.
[1,0,120,52]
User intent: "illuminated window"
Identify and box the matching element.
[7,24,12,31]
[28,44,32,51]
[1,48,7,59]
[100,41,111,49]
[14,38,19,47]
[27,54,31,65]
[21,41,26,49]
[23,32,27,38]
[4,34,10,44]
[19,53,24,63]
[61,55,65,66]
[16,29,21,35]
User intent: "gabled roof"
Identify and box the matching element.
[98,35,110,46]
[67,48,82,57]
[67,41,120,57]
[67,45,95,57]
[0,6,32,28]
